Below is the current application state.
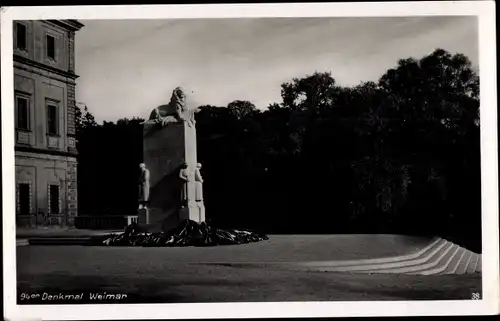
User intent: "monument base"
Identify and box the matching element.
[199,201,206,222]
[137,202,206,233]
[137,208,149,224]
[179,201,205,223]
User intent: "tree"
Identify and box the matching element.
[227,100,257,119]
[378,48,479,126]
[74,105,99,215]
[75,104,97,141]
[373,48,480,241]
[280,72,336,112]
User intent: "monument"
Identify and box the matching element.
[140,87,205,232]
[101,87,268,246]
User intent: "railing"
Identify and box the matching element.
[16,214,36,227]
[74,215,138,230]
[16,212,138,230]
[16,212,65,227]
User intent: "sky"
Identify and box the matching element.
[75,16,478,123]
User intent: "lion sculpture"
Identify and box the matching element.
[146,87,197,128]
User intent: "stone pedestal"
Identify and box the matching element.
[137,208,149,224]
[198,201,206,222]
[142,121,205,232]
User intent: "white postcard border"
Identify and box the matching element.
[2,2,498,319]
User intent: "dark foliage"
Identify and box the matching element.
[76,115,145,216]
[76,49,481,252]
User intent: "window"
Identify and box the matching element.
[16,96,29,130]
[47,103,58,135]
[16,23,27,51]
[46,35,55,60]
[49,185,60,214]
[18,183,30,215]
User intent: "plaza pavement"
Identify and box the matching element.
[16,236,482,303]
[16,231,481,275]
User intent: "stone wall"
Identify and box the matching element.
[13,20,83,227]
[14,68,71,153]
[13,20,70,73]
[67,83,77,153]
[66,161,78,225]
[15,151,77,227]
[68,31,75,73]
[67,31,77,151]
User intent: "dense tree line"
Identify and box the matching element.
[76,49,481,251]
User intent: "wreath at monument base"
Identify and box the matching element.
[102,219,269,247]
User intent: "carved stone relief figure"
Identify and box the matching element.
[138,163,150,209]
[179,162,190,208]
[194,163,204,202]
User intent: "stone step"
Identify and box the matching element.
[466,254,479,274]
[309,240,452,273]
[455,250,473,275]
[418,244,461,275]
[16,239,29,246]
[437,247,466,275]
[28,236,105,246]
[300,237,442,268]
[17,228,122,239]
[475,255,482,272]
[295,237,480,276]
[372,242,456,274]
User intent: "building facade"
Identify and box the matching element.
[14,20,84,227]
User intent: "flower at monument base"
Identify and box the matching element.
[100,220,268,247]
